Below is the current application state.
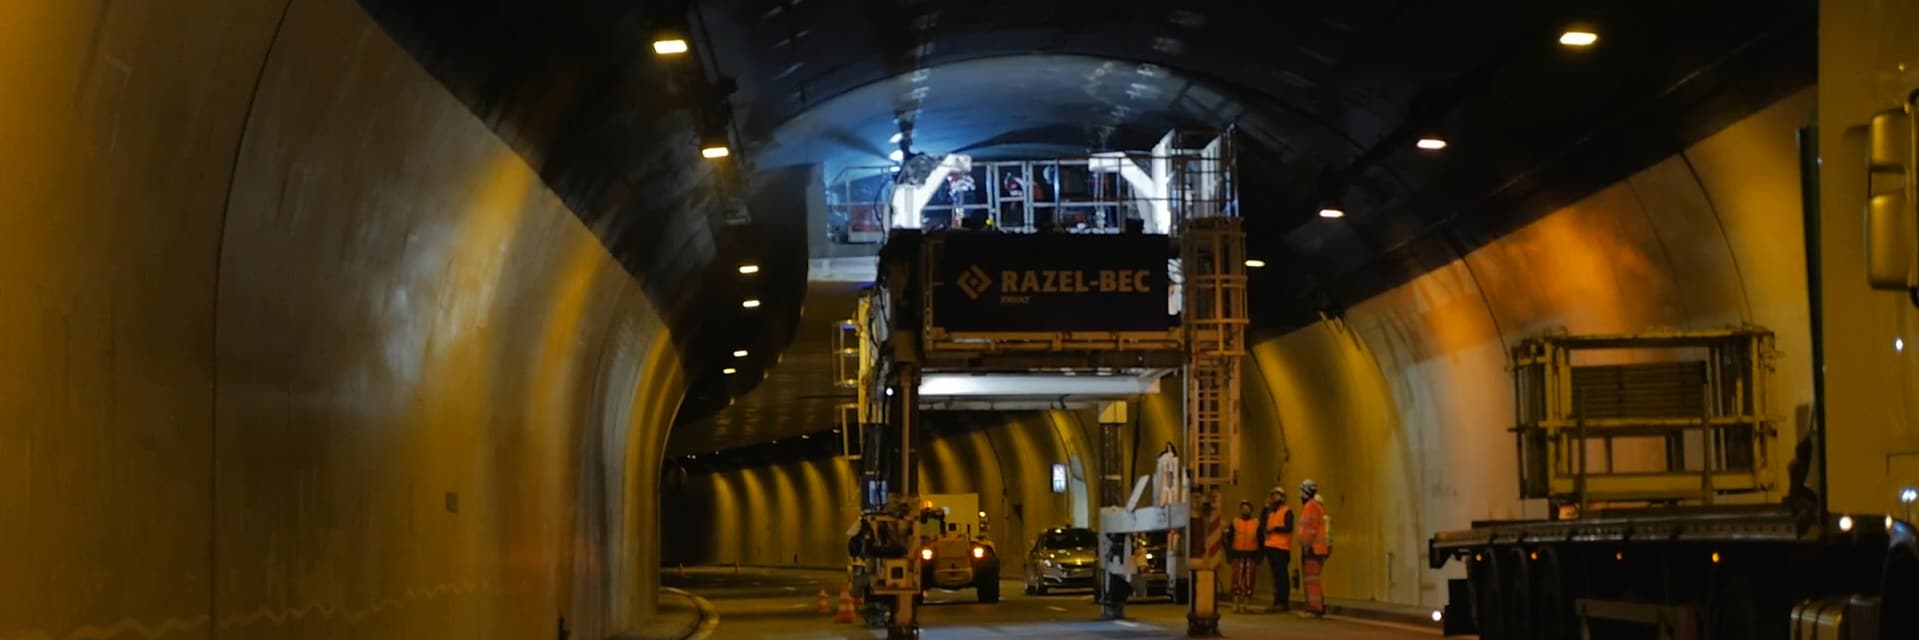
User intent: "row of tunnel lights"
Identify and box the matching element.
[723,264,762,376]
[1238,28,1602,273]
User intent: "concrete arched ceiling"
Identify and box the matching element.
[703,0,1815,327]
[350,0,1811,437]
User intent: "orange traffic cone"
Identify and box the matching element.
[834,583,856,623]
[818,583,832,614]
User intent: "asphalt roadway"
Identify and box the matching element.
[665,567,1444,640]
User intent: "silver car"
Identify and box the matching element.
[1024,527,1099,594]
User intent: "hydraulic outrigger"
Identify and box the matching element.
[843,129,1248,638]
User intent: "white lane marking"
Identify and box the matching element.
[1324,614,1444,635]
[1111,620,1142,628]
[1046,606,1068,612]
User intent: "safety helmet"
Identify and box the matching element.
[1300,479,1319,497]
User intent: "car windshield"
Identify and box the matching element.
[1040,529,1098,549]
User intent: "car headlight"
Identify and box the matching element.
[921,548,933,561]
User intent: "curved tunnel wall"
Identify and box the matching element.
[663,411,1094,578]
[1232,88,1816,607]
[2,1,683,637]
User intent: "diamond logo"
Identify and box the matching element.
[957,265,993,300]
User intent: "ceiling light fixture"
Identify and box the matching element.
[722,367,738,375]
[652,38,690,55]
[738,264,760,275]
[700,145,731,159]
[1244,259,1267,268]
[1416,137,1448,150]
[1318,207,1346,219]
[890,132,904,144]
[733,350,749,358]
[888,149,905,162]
[1558,30,1598,47]
[741,299,761,308]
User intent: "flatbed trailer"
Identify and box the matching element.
[1431,504,1908,639]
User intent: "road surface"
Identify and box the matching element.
[665,567,1443,639]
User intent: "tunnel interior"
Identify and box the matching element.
[0,0,1827,637]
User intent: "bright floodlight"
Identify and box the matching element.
[1559,31,1598,47]
[721,367,737,375]
[1318,207,1346,219]
[738,264,760,274]
[653,39,690,55]
[1416,137,1448,150]
[733,350,749,358]
[890,132,904,144]
[888,149,905,162]
[701,145,731,159]
[1902,487,1918,504]
[741,299,761,308]
[1244,259,1267,268]
[1431,611,1443,622]
[1840,515,1855,532]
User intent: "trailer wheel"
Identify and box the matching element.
[1469,551,1511,640]
[1506,548,1537,639]
[1881,546,1919,640]
[1536,547,1575,639]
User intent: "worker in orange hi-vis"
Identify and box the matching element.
[1257,486,1294,613]
[1294,480,1332,618]
[1223,500,1264,613]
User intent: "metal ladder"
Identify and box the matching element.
[1181,216,1248,490]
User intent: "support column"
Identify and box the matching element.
[1097,401,1131,620]
[889,364,922,640]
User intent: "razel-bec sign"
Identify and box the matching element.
[930,233,1172,333]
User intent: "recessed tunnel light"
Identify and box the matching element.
[722,368,737,375]
[1416,137,1448,150]
[1244,259,1267,268]
[741,299,761,308]
[733,350,749,358]
[653,38,690,55]
[701,145,731,159]
[1559,30,1598,47]
[1318,207,1346,219]
[738,264,760,275]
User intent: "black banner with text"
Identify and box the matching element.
[931,233,1173,333]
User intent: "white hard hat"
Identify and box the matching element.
[1300,479,1319,493]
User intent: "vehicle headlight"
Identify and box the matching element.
[972,547,986,559]
[1145,553,1155,560]
[921,548,934,561]
[1042,559,1054,567]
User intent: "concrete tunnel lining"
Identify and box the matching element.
[0,0,1828,635]
[2,0,701,636]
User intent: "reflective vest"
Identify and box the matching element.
[1296,498,1330,556]
[1263,506,1293,550]
[1231,517,1261,552]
